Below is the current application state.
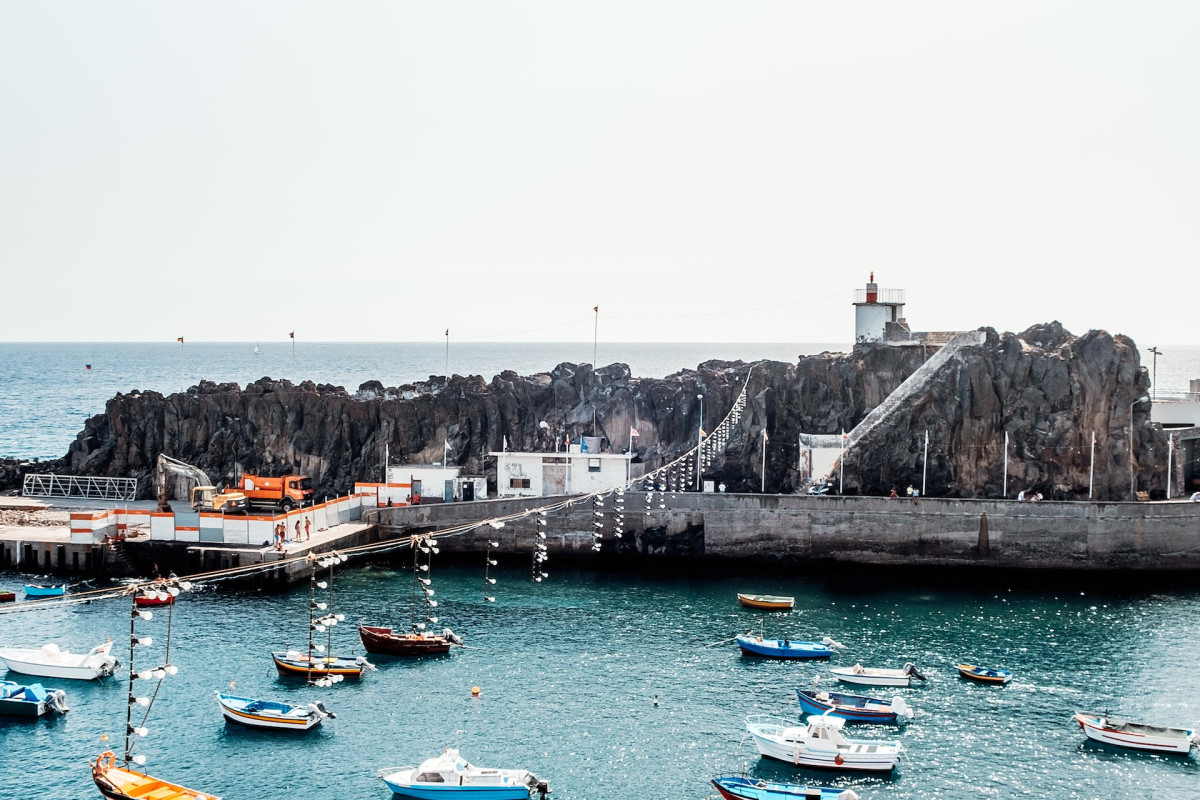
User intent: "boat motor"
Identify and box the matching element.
[309,700,336,720]
[890,696,914,720]
[902,662,926,681]
[48,689,69,714]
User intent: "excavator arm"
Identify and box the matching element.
[155,454,213,512]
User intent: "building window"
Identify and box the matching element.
[509,478,531,489]
[588,458,601,473]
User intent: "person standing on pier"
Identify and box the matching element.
[304,517,311,541]
[294,519,301,543]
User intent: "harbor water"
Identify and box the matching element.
[2,562,1199,799]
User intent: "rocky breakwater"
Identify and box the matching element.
[12,322,1168,503]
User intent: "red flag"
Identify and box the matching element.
[289,331,294,339]
[630,426,639,437]
[85,364,91,370]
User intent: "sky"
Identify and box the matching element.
[1,2,1197,347]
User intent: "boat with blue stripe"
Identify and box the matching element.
[797,688,913,724]
[736,633,837,660]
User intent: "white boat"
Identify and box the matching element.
[0,641,119,681]
[745,713,904,771]
[829,662,925,687]
[215,691,333,731]
[1074,712,1200,754]
[378,748,550,800]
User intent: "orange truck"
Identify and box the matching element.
[239,474,314,512]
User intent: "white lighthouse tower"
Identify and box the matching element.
[853,273,907,343]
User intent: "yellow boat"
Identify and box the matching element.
[92,751,220,800]
[737,593,795,610]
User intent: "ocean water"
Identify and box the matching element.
[2,341,1197,463]
[0,341,841,461]
[1,563,1199,800]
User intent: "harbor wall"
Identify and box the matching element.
[375,493,1200,571]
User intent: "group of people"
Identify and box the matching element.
[1016,490,1044,502]
[273,517,311,551]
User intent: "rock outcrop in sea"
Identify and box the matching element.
[8,323,1166,501]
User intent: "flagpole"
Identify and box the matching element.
[384,442,389,483]
[922,429,929,497]
[1088,430,1095,499]
[1003,431,1009,498]
[178,336,185,393]
[761,429,767,493]
[592,305,599,435]
[445,328,449,377]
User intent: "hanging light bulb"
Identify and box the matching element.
[167,586,180,597]
[136,610,153,621]
[490,541,500,547]
[131,754,147,766]
[314,644,325,652]
[335,614,344,621]
[130,725,149,737]
[315,601,327,610]
[164,664,178,676]
[134,636,153,647]
[317,581,328,589]
[131,696,150,707]
[485,595,495,603]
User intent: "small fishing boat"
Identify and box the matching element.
[829,662,925,687]
[0,679,69,717]
[134,584,178,607]
[1073,712,1200,754]
[378,747,550,799]
[93,750,220,800]
[745,713,904,771]
[0,641,119,681]
[736,634,835,660]
[711,775,860,800]
[215,691,334,731]
[956,663,1012,685]
[359,534,462,657]
[797,688,913,724]
[0,590,15,603]
[359,625,461,656]
[271,551,374,684]
[24,583,65,598]
[738,593,795,611]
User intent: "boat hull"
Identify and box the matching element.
[23,585,65,598]
[359,625,452,656]
[956,664,1012,684]
[0,591,15,603]
[1074,712,1197,754]
[216,692,323,731]
[796,689,903,724]
[92,751,221,800]
[829,666,920,688]
[736,635,831,660]
[0,680,67,717]
[746,717,902,772]
[380,778,535,800]
[0,643,118,681]
[738,594,795,610]
[711,775,857,800]
[271,651,365,679]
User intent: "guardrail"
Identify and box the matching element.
[22,473,138,502]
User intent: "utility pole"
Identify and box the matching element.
[1147,347,1161,399]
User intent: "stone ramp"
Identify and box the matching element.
[809,331,986,485]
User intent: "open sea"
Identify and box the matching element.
[2,340,1200,799]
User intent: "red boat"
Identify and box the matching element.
[358,624,460,656]
[0,590,15,603]
[134,585,176,607]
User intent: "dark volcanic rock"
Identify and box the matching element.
[12,325,1165,502]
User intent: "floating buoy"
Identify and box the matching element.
[834,754,844,765]
[653,695,659,707]
[471,686,481,697]
[100,734,108,742]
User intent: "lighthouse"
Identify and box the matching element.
[853,273,907,343]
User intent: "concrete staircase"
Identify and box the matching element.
[816,330,986,483]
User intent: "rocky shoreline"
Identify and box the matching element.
[2,322,1167,503]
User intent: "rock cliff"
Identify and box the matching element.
[13,323,1166,502]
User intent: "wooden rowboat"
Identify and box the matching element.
[359,624,460,657]
[956,663,1012,685]
[92,750,221,800]
[737,593,794,611]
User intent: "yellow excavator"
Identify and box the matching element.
[155,454,249,513]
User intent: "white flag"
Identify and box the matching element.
[502,435,508,452]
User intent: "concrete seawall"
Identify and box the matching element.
[376,493,1200,571]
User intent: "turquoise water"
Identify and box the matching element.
[2,563,1198,799]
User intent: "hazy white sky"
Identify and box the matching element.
[2,2,1196,347]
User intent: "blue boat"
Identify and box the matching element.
[23,584,65,598]
[378,748,549,799]
[797,688,913,724]
[712,775,860,800]
[0,679,69,718]
[216,691,333,731]
[736,633,833,659]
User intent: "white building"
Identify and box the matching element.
[382,465,486,503]
[853,272,908,343]
[493,447,634,497]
